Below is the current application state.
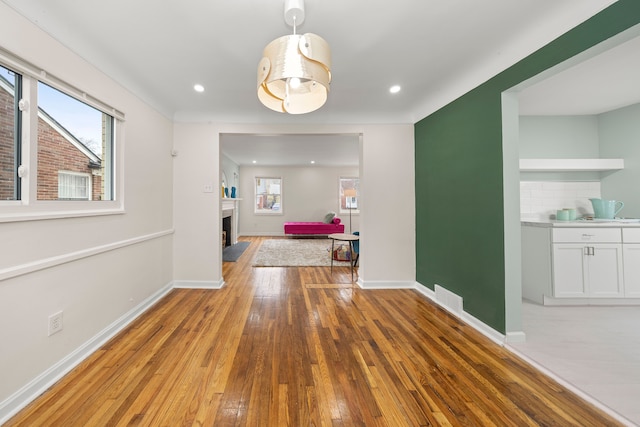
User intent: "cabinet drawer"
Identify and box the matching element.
[552,228,621,243]
[623,228,640,243]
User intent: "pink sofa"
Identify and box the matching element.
[284,217,344,235]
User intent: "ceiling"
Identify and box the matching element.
[518,31,640,116]
[220,133,360,167]
[2,0,626,166]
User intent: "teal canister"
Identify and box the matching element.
[556,208,576,221]
[556,209,570,221]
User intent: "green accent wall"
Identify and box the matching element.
[415,0,640,333]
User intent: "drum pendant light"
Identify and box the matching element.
[257,0,331,114]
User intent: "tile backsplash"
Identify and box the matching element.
[520,181,601,220]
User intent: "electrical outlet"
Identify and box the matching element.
[48,311,63,336]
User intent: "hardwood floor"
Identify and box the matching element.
[7,237,624,426]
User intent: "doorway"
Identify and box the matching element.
[502,24,640,425]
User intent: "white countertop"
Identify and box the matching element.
[522,218,640,228]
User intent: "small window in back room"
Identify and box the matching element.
[339,177,359,214]
[0,64,21,201]
[255,177,282,214]
[36,82,114,201]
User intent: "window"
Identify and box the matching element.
[0,51,122,220]
[0,64,20,201]
[37,82,113,201]
[58,171,91,200]
[339,177,359,214]
[255,177,282,214]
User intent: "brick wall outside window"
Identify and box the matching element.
[37,118,102,200]
[0,86,103,201]
[0,89,16,200]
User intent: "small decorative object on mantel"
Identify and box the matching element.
[224,187,229,198]
[231,186,237,198]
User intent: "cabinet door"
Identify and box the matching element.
[552,244,588,297]
[623,244,640,297]
[588,244,624,297]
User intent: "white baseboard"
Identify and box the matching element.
[505,331,527,343]
[0,281,174,425]
[357,279,415,289]
[544,295,640,306]
[173,279,224,289]
[460,311,508,345]
[413,282,508,346]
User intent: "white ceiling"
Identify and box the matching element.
[221,133,360,167]
[2,0,625,166]
[518,31,640,116]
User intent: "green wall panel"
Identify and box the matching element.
[415,0,640,333]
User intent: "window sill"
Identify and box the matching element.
[0,202,124,223]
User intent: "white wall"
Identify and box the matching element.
[173,123,221,286]
[238,165,360,236]
[519,115,603,181]
[519,115,600,158]
[172,123,415,289]
[600,103,640,217]
[0,4,174,419]
[360,125,415,286]
[518,107,640,219]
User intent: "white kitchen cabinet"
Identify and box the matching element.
[522,223,640,304]
[552,244,587,297]
[552,243,623,298]
[623,245,640,297]
[623,229,640,297]
[551,228,624,298]
[586,244,624,297]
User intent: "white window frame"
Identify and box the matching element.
[339,177,360,215]
[58,171,92,200]
[0,48,124,222]
[254,176,283,215]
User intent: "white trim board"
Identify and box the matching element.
[173,279,225,289]
[357,279,415,289]
[0,229,174,282]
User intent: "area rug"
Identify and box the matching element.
[253,239,352,267]
[223,241,250,262]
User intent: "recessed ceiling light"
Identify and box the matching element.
[310,160,315,164]
[389,85,401,94]
[194,84,205,93]
[252,160,257,164]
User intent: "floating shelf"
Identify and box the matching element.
[519,158,624,172]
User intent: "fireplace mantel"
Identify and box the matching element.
[222,198,241,245]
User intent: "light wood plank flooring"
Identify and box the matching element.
[6,237,624,426]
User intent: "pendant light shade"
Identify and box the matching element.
[257,0,331,114]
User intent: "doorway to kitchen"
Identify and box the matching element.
[502,23,640,425]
